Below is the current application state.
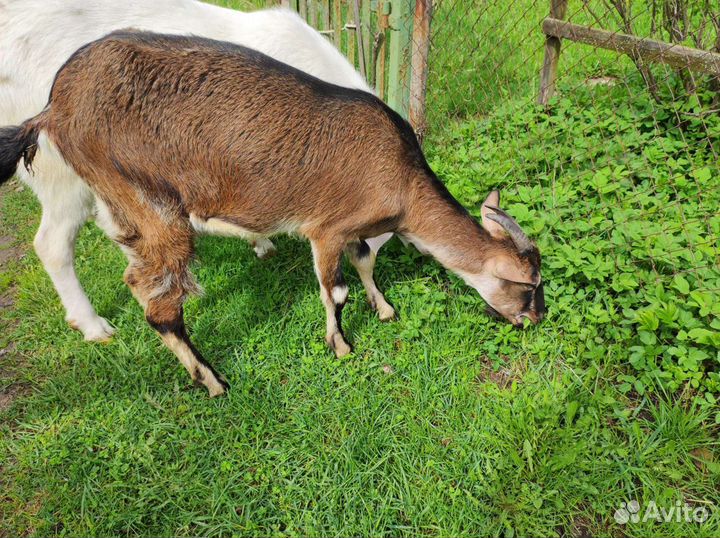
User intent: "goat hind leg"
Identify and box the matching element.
[311,240,352,357]
[251,238,277,260]
[347,240,395,321]
[31,170,114,341]
[126,262,228,397]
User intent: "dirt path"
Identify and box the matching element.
[0,179,30,414]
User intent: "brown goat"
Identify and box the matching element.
[0,31,544,396]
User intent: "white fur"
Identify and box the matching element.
[402,233,440,257]
[365,232,393,254]
[252,239,277,259]
[189,214,263,240]
[455,271,500,302]
[331,285,349,304]
[406,233,503,316]
[0,0,373,341]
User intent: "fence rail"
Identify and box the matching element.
[538,0,720,105]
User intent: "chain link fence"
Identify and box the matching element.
[424,0,720,396]
[228,0,719,395]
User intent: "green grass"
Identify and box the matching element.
[1,1,720,537]
[1,183,718,536]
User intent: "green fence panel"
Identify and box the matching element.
[277,0,417,120]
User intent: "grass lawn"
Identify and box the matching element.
[1,1,719,537]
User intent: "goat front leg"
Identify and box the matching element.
[346,240,395,321]
[310,239,352,357]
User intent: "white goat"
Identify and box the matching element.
[0,0,376,341]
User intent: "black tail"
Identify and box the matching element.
[0,121,41,186]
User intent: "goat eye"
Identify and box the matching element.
[503,280,534,291]
[497,276,535,290]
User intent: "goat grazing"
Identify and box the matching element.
[0,31,545,396]
[0,0,373,342]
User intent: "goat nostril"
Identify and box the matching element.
[517,313,543,327]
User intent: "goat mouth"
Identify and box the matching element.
[485,306,503,319]
[485,306,534,328]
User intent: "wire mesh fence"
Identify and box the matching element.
[277,0,720,396]
[427,0,720,396]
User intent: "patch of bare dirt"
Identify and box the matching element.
[558,511,625,538]
[0,181,43,538]
[0,180,31,414]
[476,355,526,390]
[563,516,594,538]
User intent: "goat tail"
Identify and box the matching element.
[0,112,46,186]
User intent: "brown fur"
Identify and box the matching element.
[20,31,543,395]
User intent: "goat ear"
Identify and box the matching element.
[481,190,505,238]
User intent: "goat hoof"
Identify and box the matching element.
[195,376,228,397]
[327,333,352,358]
[253,239,277,260]
[208,383,228,398]
[68,315,116,342]
[377,303,396,322]
[257,249,276,260]
[334,342,352,358]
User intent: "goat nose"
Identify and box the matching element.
[522,312,543,325]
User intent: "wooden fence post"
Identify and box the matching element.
[538,0,568,105]
[375,0,390,99]
[308,0,318,28]
[362,0,373,83]
[333,0,342,48]
[409,0,432,142]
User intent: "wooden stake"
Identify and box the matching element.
[387,0,412,117]
[347,6,356,68]
[334,0,342,48]
[323,0,331,33]
[362,0,372,83]
[538,0,568,105]
[309,0,317,29]
[409,0,432,142]
[375,0,389,99]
